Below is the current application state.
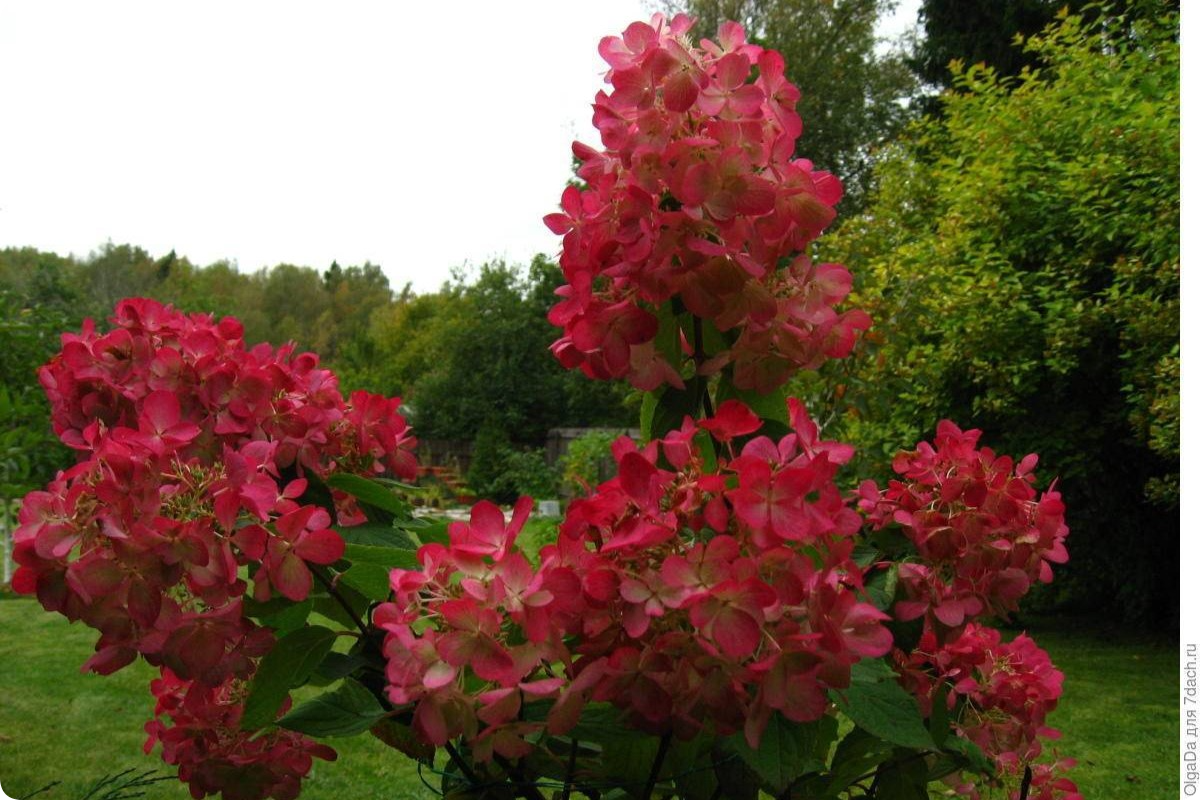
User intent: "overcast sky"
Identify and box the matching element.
[0,1,919,294]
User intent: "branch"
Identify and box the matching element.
[309,565,375,645]
[563,738,579,800]
[642,732,673,800]
[443,742,484,789]
[494,754,546,800]
[1019,765,1033,800]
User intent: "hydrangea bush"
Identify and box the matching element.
[14,13,1081,800]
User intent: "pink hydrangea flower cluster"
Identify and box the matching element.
[145,669,337,800]
[12,298,418,798]
[544,13,869,393]
[375,399,891,758]
[857,420,1070,637]
[893,624,1081,800]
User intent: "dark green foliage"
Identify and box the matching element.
[560,429,621,497]
[406,258,633,446]
[911,0,1060,90]
[914,0,1179,92]
[466,423,518,503]
[822,9,1179,624]
[0,252,82,496]
[465,423,558,503]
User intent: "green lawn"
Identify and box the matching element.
[1005,616,1178,799]
[0,597,1176,799]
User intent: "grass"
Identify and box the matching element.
[0,596,1176,799]
[1008,615,1177,799]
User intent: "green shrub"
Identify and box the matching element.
[559,430,621,498]
[467,423,558,503]
[819,8,1179,624]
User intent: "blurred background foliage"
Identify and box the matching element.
[0,3,1178,627]
[815,6,1179,625]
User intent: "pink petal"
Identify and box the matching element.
[271,551,313,602]
[710,606,760,658]
[295,528,345,565]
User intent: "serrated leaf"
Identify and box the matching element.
[325,473,409,518]
[837,664,936,751]
[852,544,881,568]
[242,625,337,730]
[277,678,386,737]
[371,717,435,762]
[339,563,392,601]
[821,725,894,798]
[242,595,312,632]
[731,714,837,793]
[865,564,900,611]
[875,753,931,800]
[257,597,313,633]
[314,650,371,682]
[335,523,416,549]
[942,736,994,775]
[412,518,450,547]
[343,542,418,570]
[851,658,898,683]
[312,590,369,631]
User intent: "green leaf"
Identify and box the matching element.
[942,735,994,776]
[852,544,880,568]
[800,725,893,799]
[837,662,936,750]
[314,650,371,682]
[325,473,409,518]
[929,683,951,747]
[242,596,312,632]
[713,750,761,800]
[370,717,435,762]
[865,564,900,611]
[667,734,720,800]
[650,378,704,440]
[343,542,418,570]
[242,625,337,730]
[412,518,450,547]
[311,581,371,630]
[335,523,416,549]
[259,598,313,633]
[696,429,718,473]
[654,302,684,372]
[875,752,931,800]
[731,714,837,793]
[600,734,661,787]
[277,678,386,738]
[850,657,898,683]
[641,389,662,443]
[338,563,392,601]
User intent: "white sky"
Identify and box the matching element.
[0,0,919,295]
